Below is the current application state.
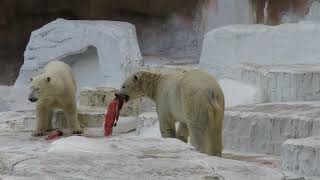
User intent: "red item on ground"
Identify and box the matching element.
[45,130,63,140]
[104,95,125,136]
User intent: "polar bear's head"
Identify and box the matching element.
[117,71,147,102]
[28,75,53,103]
[117,71,162,102]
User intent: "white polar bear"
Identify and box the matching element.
[118,70,225,156]
[28,60,82,136]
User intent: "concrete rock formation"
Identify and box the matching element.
[14,19,142,89]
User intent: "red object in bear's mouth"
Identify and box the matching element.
[104,94,125,136]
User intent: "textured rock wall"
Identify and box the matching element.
[0,0,203,85]
[251,0,309,25]
[3,0,317,85]
[2,0,317,85]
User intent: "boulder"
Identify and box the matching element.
[282,136,320,177]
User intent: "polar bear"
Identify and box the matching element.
[28,60,82,136]
[117,70,225,156]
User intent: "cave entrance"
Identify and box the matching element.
[61,46,104,95]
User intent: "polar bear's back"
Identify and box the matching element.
[44,60,76,92]
[160,69,225,120]
[167,70,224,100]
[179,70,220,89]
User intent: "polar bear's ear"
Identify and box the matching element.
[46,77,51,82]
[133,75,139,82]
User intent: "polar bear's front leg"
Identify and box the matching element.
[158,112,176,138]
[46,109,54,132]
[32,105,49,136]
[64,106,83,134]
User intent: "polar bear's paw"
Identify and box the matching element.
[32,131,44,137]
[45,128,54,132]
[72,129,83,135]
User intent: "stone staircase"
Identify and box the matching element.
[135,99,320,178]
[199,51,320,177]
[218,63,320,177]
[199,22,320,178]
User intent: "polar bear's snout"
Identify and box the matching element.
[28,93,38,102]
[28,88,39,103]
[115,93,129,102]
[28,96,38,103]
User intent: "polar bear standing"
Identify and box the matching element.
[118,70,225,156]
[28,60,82,136]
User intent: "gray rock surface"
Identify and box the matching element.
[281,136,320,177]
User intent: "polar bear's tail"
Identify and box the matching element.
[207,90,224,114]
[205,89,224,156]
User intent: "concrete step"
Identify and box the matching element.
[224,101,320,155]
[23,107,138,134]
[79,87,118,108]
[54,106,106,128]
[281,136,320,177]
[138,63,197,74]
[241,63,320,102]
[216,63,320,102]
[142,55,198,66]
[79,86,145,116]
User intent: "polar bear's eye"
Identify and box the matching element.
[133,75,138,81]
[122,86,126,89]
